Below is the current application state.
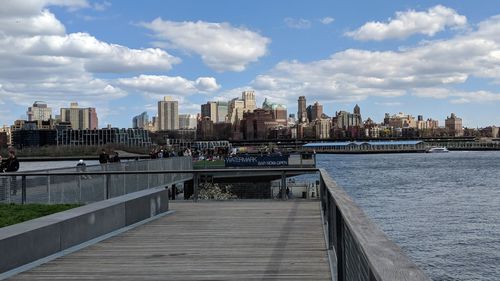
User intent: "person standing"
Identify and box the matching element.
[99,149,109,164]
[5,150,20,195]
[111,152,120,163]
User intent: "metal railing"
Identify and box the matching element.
[319,169,430,281]
[0,157,192,204]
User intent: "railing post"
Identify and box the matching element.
[78,175,82,203]
[47,174,51,204]
[281,171,286,200]
[21,175,26,204]
[193,172,199,202]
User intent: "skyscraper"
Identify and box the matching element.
[158,96,179,130]
[27,101,52,121]
[298,96,307,123]
[311,101,323,121]
[242,90,256,112]
[132,112,149,129]
[201,102,218,122]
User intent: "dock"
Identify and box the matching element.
[9,201,331,280]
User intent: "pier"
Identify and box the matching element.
[0,159,430,281]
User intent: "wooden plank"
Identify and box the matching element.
[10,201,331,281]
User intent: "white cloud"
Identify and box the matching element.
[346,5,467,41]
[412,88,500,104]
[244,15,500,109]
[0,0,193,127]
[93,1,111,11]
[284,18,312,29]
[320,17,334,25]
[142,19,270,72]
[117,75,220,96]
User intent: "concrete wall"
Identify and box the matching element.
[0,187,169,273]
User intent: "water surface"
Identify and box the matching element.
[317,151,500,281]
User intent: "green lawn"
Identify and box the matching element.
[0,203,81,228]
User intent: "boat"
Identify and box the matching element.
[426,147,449,153]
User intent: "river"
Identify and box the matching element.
[317,151,500,281]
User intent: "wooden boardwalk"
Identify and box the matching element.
[10,201,331,280]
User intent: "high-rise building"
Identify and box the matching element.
[202,101,229,123]
[179,114,197,129]
[158,96,179,130]
[27,101,52,121]
[201,102,218,122]
[216,101,228,123]
[298,96,307,123]
[242,90,256,112]
[60,102,98,130]
[311,101,323,121]
[132,112,149,129]
[445,113,464,137]
[228,98,245,125]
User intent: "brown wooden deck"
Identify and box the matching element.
[10,201,331,280]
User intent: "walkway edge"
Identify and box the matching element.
[0,210,175,280]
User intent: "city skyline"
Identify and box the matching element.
[1,1,500,128]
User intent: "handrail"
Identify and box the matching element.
[318,168,430,281]
[2,167,319,177]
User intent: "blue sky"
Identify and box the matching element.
[1,0,500,128]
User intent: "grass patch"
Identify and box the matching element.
[0,203,81,228]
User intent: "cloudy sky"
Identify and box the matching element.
[1,0,500,128]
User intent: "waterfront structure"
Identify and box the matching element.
[445,113,464,137]
[179,114,197,129]
[27,101,52,122]
[297,96,307,123]
[132,112,149,129]
[60,102,98,130]
[303,140,426,153]
[56,128,151,147]
[158,96,179,130]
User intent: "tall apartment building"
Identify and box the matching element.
[27,101,52,121]
[132,112,149,129]
[158,96,179,130]
[445,113,464,137]
[60,102,98,130]
[228,98,245,125]
[311,102,323,121]
[201,102,218,122]
[179,114,197,129]
[297,96,307,123]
